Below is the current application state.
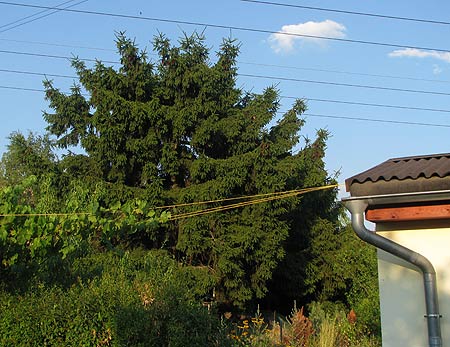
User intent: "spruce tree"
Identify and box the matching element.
[43,32,338,307]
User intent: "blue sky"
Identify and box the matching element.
[1,0,450,193]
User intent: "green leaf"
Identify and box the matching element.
[110,201,121,211]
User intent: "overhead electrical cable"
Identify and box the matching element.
[0,85,89,97]
[1,81,449,128]
[0,37,115,52]
[241,0,450,26]
[1,35,448,84]
[0,68,76,79]
[295,97,450,114]
[239,61,450,84]
[3,68,450,114]
[0,0,88,34]
[1,1,450,53]
[0,0,75,29]
[1,50,449,97]
[239,73,450,97]
[0,35,448,84]
[0,48,117,64]
[0,34,447,84]
[3,35,450,84]
[0,85,44,92]
[303,113,450,128]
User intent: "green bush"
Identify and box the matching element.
[0,249,230,347]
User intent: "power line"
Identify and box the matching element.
[0,32,448,84]
[0,48,117,64]
[239,61,450,85]
[2,34,449,84]
[0,68,76,79]
[0,0,87,34]
[0,84,89,96]
[2,49,450,97]
[0,85,44,92]
[2,83,450,129]
[2,36,450,86]
[0,37,115,52]
[1,1,450,53]
[297,97,450,114]
[303,113,450,128]
[241,0,450,26]
[240,73,450,97]
[3,68,450,114]
[0,0,74,30]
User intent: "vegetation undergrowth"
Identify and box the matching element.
[0,249,231,347]
[228,302,380,347]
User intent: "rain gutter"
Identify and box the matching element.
[342,190,448,347]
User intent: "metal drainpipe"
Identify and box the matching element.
[343,199,442,347]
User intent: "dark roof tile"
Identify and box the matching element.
[346,153,450,193]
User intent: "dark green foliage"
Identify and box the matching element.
[0,131,56,187]
[0,177,170,292]
[305,223,381,336]
[0,30,383,341]
[39,31,340,308]
[0,249,232,347]
[0,31,356,315]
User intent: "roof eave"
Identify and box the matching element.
[341,189,450,208]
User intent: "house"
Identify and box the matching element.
[343,153,450,347]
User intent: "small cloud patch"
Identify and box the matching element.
[388,48,450,63]
[269,20,346,54]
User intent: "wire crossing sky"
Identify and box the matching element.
[241,0,450,26]
[0,0,88,34]
[2,1,450,53]
[0,0,449,192]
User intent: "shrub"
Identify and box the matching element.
[0,249,230,347]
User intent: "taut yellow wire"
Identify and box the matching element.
[0,184,340,220]
[168,184,339,221]
[154,187,333,210]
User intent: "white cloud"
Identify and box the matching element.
[269,20,346,54]
[388,48,450,63]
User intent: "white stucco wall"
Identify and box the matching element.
[376,221,450,347]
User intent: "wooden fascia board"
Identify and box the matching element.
[366,204,450,222]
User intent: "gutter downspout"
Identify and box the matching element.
[343,199,442,347]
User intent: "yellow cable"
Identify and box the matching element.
[169,184,338,221]
[0,184,340,219]
[155,187,318,210]
[168,189,314,221]
[169,192,298,221]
